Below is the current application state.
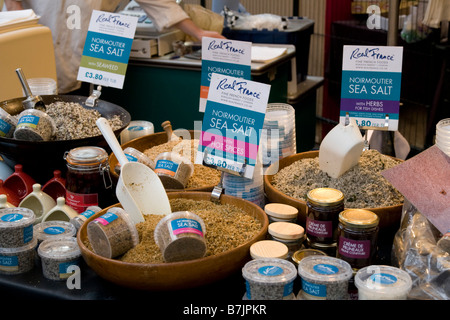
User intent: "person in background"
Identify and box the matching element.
[4,0,224,95]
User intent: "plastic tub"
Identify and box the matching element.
[34,220,77,244]
[14,109,56,141]
[38,237,81,281]
[355,265,413,300]
[0,207,35,248]
[242,258,297,300]
[87,207,139,259]
[70,206,102,230]
[0,238,37,274]
[436,118,450,134]
[154,211,206,262]
[297,255,353,300]
[120,120,154,144]
[154,152,194,189]
[0,107,18,138]
[115,147,155,174]
[27,78,57,95]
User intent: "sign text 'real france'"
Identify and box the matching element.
[340,45,403,131]
[77,10,137,89]
[195,73,270,179]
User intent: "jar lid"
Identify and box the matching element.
[292,248,327,265]
[307,188,344,206]
[268,222,304,240]
[37,237,81,260]
[264,203,298,219]
[0,207,35,229]
[34,220,77,242]
[242,258,297,285]
[339,209,379,228]
[65,146,108,166]
[250,240,289,260]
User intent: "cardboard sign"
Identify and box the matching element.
[195,73,270,179]
[77,10,138,89]
[199,37,252,112]
[382,145,450,234]
[340,45,403,131]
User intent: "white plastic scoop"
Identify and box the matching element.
[96,118,171,225]
[319,117,365,178]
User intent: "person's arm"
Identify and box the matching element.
[174,18,225,41]
[4,0,24,10]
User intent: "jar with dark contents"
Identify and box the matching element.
[64,147,113,213]
[337,209,379,270]
[305,188,344,245]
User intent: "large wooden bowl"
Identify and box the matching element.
[264,151,403,230]
[109,130,217,192]
[77,191,269,291]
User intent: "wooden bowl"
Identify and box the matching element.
[77,191,269,291]
[109,130,217,192]
[264,151,403,230]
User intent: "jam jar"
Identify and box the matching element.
[337,209,379,270]
[64,147,113,213]
[305,188,344,245]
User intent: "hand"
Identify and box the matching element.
[175,18,226,42]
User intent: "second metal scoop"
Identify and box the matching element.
[15,68,46,111]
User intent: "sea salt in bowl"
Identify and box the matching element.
[77,192,269,291]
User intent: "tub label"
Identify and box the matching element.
[0,119,11,136]
[125,153,138,162]
[23,225,33,243]
[44,226,66,235]
[0,255,19,272]
[79,209,97,221]
[302,279,327,299]
[338,237,371,259]
[306,218,333,238]
[66,191,99,214]
[313,264,339,275]
[170,218,203,237]
[258,265,284,277]
[17,114,40,129]
[59,259,80,279]
[1,213,24,223]
[94,212,118,226]
[369,273,398,285]
[128,125,144,132]
[155,160,179,177]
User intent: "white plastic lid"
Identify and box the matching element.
[34,220,77,242]
[264,203,298,219]
[0,207,35,229]
[242,258,297,285]
[298,255,353,283]
[250,240,289,260]
[38,237,81,260]
[268,222,304,240]
[355,265,413,296]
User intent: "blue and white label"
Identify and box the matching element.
[313,264,339,275]
[125,153,138,162]
[17,115,40,129]
[340,45,403,131]
[43,226,65,235]
[0,255,18,272]
[59,259,80,279]
[258,265,284,277]
[369,273,398,285]
[1,213,24,222]
[128,125,144,132]
[170,218,203,237]
[94,211,118,226]
[81,209,96,219]
[155,159,179,177]
[0,119,12,136]
[302,279,327,299]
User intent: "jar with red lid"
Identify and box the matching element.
[64,146,113,213]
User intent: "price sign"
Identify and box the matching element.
[77,10,138,89]
[199,37,252,112]
[340,45,403,131]
[195,73,270,179]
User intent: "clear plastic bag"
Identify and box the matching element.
[392,199,450,300]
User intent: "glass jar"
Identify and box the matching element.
[337,209,379,269]
[305,188,344,245]
[64,147,113,213]
[268,222,305,261]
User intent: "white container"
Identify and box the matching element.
[154,152,194,189]
[87,207,139,259]
[0,207,35,248]
[242,258,297,300]
[27,78,57,95]
[154,211,206,262]
[0,238,37,275]
[297,255,353,300]
[0,107,18,138]
[38,237,81,281]
[355,265,413,300]
[250,240,289,260]
[14,108,56,141]
[33,220,77,244]
[436,118,450,134]
[19,183,56,224]
[70,206,102,230]
[264,203,298,223]
[120,120,154,144]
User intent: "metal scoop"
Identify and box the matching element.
[15,68,46,112]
